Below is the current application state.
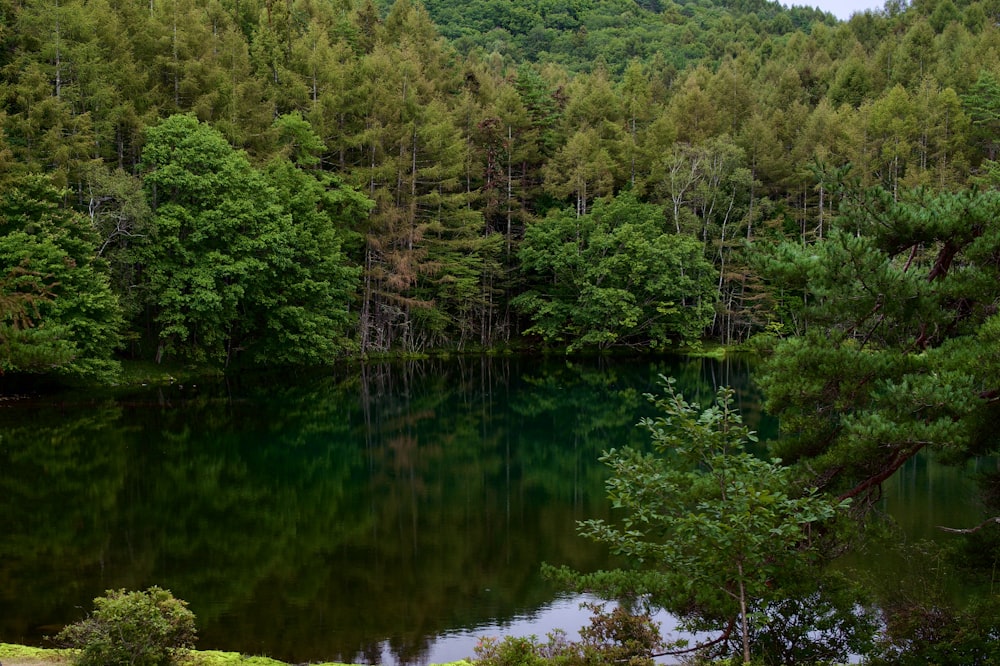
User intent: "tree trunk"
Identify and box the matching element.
[737,561,750,665]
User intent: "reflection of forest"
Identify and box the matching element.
[0,356,772,664]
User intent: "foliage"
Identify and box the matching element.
[860,537,1000,665]
[514,193,716,350]
[572,603,665,666]
[416,0,832,74]
[757,186,1000,505]
[472,604,664,666]
[84,166,153,322]
[0,172,123,382]
[561,377,851,663]
[751,182,1000,660]
[474,635,549,666]
[54,587,197,666]
[1,0,998,362]
[742,573,877,665]
[139,114,365,365]
[2,0,1000,655]
[869,592,1000,664]
[139,114,283,363]
[256,145,368,364]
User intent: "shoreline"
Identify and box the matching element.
[0,644,471,666]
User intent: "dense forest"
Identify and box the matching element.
[4,0,1000,659]
[1,0,1000,380]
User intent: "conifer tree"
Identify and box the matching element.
[758,185,1000,508]
[962,69,1000,162]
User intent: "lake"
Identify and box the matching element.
[0,355,985,664]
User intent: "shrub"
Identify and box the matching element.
[575,603,664,666]
[473,635,548,666]
[54,586,197,666]
[472,605,664,666]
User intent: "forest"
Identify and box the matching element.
[1,0,999,380]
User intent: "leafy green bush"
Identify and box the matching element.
[54,586,197,666]
[474,635,549,666]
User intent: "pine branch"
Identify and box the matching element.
[837,443,926,504]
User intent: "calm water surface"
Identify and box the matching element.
[0,355,984,664]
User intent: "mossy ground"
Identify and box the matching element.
[0,644,72,665]
[0,644,471,666]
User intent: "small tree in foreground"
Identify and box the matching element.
[559,377,853,664]
[473,603,665,666]
[55,586,197,666]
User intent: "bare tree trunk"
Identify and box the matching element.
[817,183,824,240]
[506,125,513,259]
[54,0,62,99]
[360,245,373,353]
[737,561,750,665]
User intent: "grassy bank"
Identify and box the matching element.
[117,360,226,387]
[0,643,470,666]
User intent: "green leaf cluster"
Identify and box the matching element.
[139,114,367,366]
[0,172,123,382]
[757,186,1000,502]
[7,0,1000,361]
[514,193,716,350]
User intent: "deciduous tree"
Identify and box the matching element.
[0,171,122,381]
[555,378,857,665]
[514,192,715,349]
[140,113,365,365]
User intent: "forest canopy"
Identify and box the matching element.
[1,0,1000,375]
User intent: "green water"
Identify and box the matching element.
[0,355,984,664]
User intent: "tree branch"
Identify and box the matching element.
[937,517,1000,534]
[837,443,926,503]
[651,616,736,658]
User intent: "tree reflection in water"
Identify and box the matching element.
[0,355,978,664]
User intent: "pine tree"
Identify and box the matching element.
[758,185,1000,509]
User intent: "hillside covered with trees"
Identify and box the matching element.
[1,0,1000,379]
